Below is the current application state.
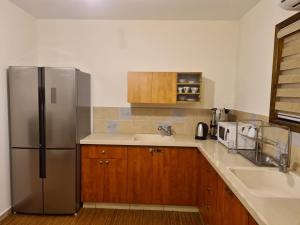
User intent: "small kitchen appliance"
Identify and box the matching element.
[195,122,209,140]
[209,108,231,139]
[217,122,256,150]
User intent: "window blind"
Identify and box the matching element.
[275,28,300,123]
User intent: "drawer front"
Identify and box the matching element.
[82,145,127,159]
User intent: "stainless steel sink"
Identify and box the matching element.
[133,134,175,142]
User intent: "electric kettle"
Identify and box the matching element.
[195,122,209,140]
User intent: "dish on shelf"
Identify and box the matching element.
[178,78,187,83]
[178,95,186,101]
[186,98,197,102]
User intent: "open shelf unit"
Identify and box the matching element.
[176,72,202,103]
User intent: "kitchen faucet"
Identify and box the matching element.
[158,125,173,136]
[265,153,289,173]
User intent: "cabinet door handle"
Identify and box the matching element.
[149,148,154,153]
[105,160,109,164]
[99,160,103,164]
[101,150,106,154]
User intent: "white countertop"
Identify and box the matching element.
[80,133,300,225]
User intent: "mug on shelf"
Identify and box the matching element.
[191,87,199,93]
[183,87,190,93]
[178,87,184,93]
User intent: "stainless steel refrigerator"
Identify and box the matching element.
[7,67,91,215]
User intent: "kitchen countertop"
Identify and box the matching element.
[80,133,300,225]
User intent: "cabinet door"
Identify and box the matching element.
[103,159,127,203]
[151,72,177,104]
[127,147,153,204]
[81,159,104,202]
[198,154,218,225]
[152,147,198,205]
[152,148,165,204]
[198,152,206,208]
[128,72,153,103]
[217,177,248,225]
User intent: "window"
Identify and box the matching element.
[270,12,300,132]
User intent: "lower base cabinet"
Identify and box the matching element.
[127,146,154,204]
[81,145,259,225]
[198,153,258,225]
[127,146,198,205]
[81,145,127,203]
[216,177,248,225]
[198,151,218,225]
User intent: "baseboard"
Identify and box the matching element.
[83,203,199,212]
[0,208,11,222]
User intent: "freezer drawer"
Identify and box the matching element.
[44,68,76,149]
[11,148,43,214]
[8,67,40,148]
[43,149,77,214]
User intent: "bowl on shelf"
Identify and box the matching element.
[186,98,197,102]
[178,78,187,83]
[178,95,186,101]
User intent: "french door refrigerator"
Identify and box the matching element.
[8,67,91,215]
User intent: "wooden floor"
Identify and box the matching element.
[0,209,203,225]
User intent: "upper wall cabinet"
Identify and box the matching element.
[128,72,202,104]
[269,12,300,132]
[151,72,177,104]
[128,72,153,103]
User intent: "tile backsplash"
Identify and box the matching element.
[93,107,211,136]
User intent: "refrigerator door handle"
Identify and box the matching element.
[39,69,46,179]
[39,148,46,178]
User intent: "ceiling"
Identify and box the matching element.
[10,0,260,20]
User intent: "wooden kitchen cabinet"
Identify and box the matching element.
[127,146,198,205]
[81,144,260,225]
[198,152,258,225]
[152,147,198,205]
[198,152,218,225]
[160,147,198,205]
[81,145,127,203]
[151,72,177,104]
[103,159,127,203]
[127,146,153,204]
[81,158,104,202]
[127,72,177,104]
[128,72,153,103]
[216,177,248,225]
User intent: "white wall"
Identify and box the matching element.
[0,0,37,215]
[235,0,296,116]
[37,20,239,109]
